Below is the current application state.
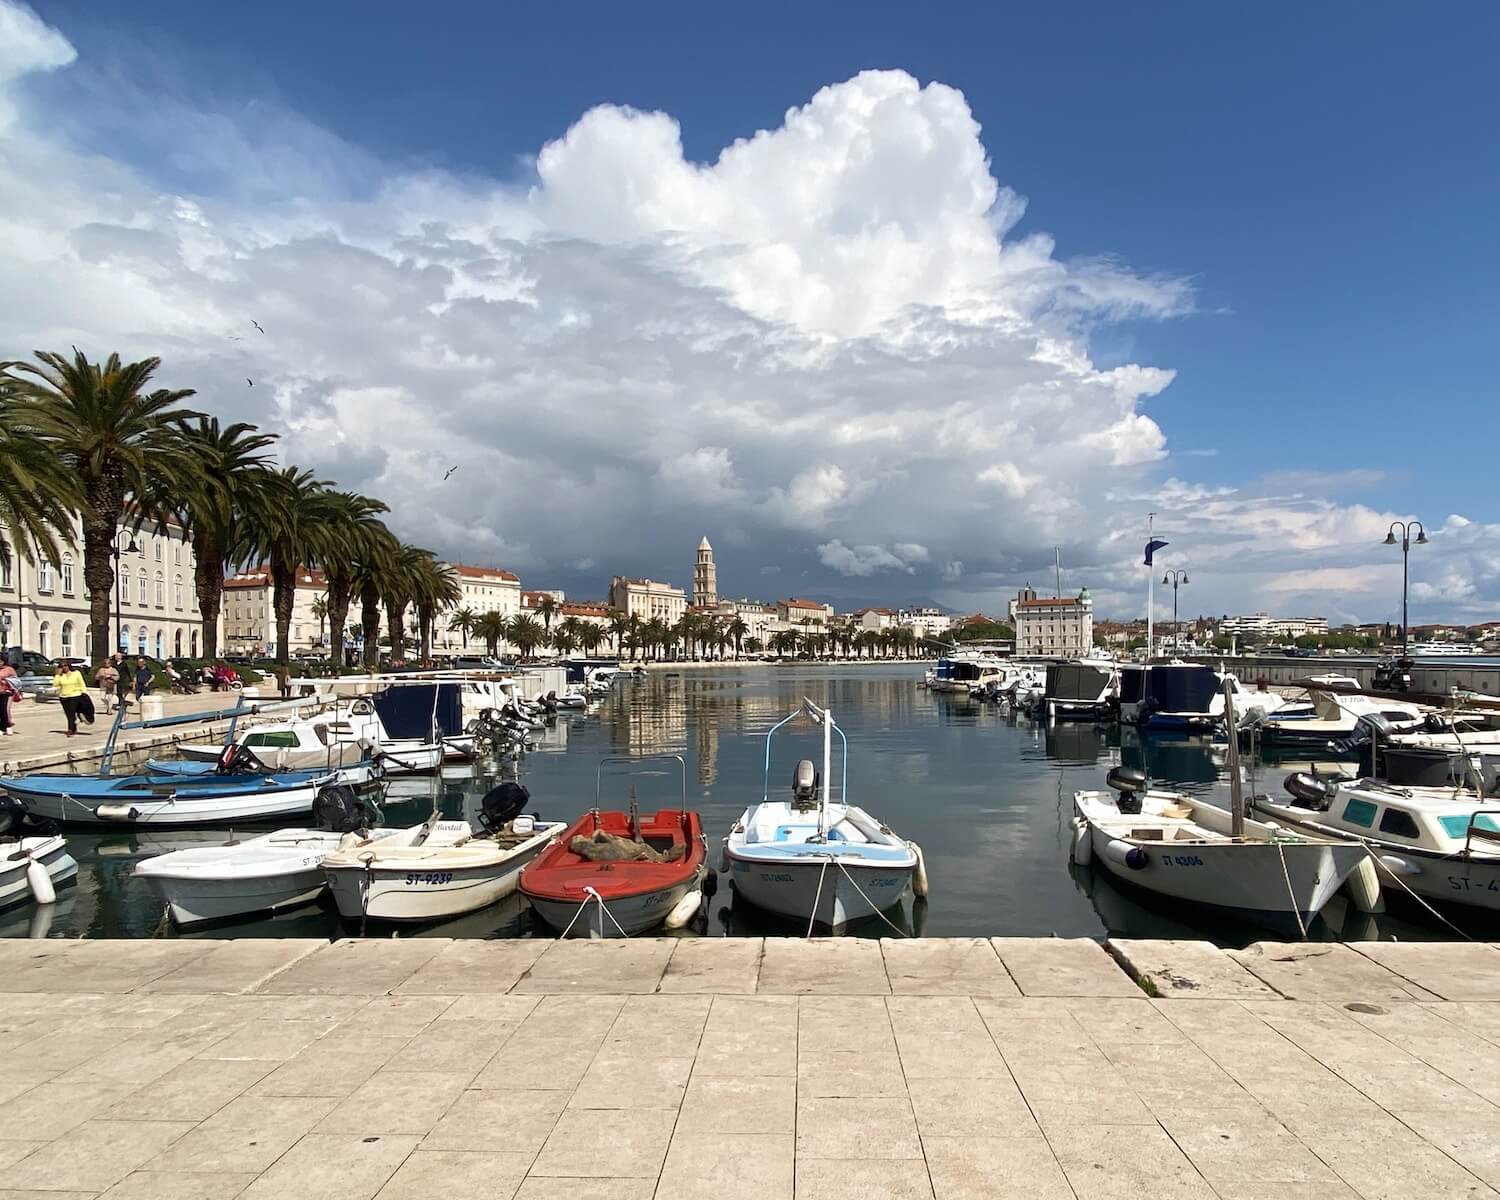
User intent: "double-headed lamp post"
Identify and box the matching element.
[112,529,142,656]
[1161,569,1188,655]
[1383,520,1427,652]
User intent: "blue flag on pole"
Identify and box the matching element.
[1144,539,1169,566]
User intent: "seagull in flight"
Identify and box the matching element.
[443,465,459,480]
[251,320,265,334]
[227,335,243,341]
[246,378,254,388]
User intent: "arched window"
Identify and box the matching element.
[173,574,183,609]
[60,620,73,658]
[37,560,53,593]
[155,571,165,607]
[191,629,199,658]
[84,626,93,659]
[38,621,50,658]
[137,569,147,604]
[155,630,164,658]
[174,629,183,657]
[60,554,74,595]
[137,628,147,656]
[0,552,11,589]
[119,624,130,652]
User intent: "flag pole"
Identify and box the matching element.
[1146,513,1155,661]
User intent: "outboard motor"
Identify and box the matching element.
[1355,712,1395,778]
[1106,765,1148,815]
[214,741,265,775]
[479,781,531,832]
[1283,771,1336,811]
[312,785,375,833]
[790,759,819,811]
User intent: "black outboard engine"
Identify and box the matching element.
[478,781,531,832]
[214,741,265,775]
[312,785,375,833]
[790,759,819,811]
[1355,711,1395,777]
[1283,771,1336,811]
[1106,766,1148,815]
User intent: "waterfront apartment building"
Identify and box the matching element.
[1218,612,1329,640]
[855,607,898,632]
[1009,586,1094,658]
[693,537,718,608]
[452,564,522,620]
[609,576,687,625]
[222,567,328,656]
[1,516,205,661]
[778,597,834,627]
[900,607,954,639]
[715,598,776,647]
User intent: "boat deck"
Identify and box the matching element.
[0,935,1495,1198]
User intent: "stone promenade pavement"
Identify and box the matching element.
[3,934,1500,1199]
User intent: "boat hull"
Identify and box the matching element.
[1084,825,1363,934]
[146,868,327,926]
[726,850,913,928]
[324,832,555,923]
[526,871,702,938]
[0,837,78,911]
[3,779,328,828]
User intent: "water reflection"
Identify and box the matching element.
[7,664,1492,944]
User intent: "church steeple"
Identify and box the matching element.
[693,536,718,607]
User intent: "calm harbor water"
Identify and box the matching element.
[7,663,1489,944]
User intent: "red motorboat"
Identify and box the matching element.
[520,805,706,936]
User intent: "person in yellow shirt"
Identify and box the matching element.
[53,659,87,736]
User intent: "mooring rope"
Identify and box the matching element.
[1273,840,1309,941]
[557,885,632,939]
[806,857,831,939]
[833,857,909,938]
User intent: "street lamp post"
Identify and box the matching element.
[111,530,142,656]
[1383,521,1427,652]
[1161,569,1188,656]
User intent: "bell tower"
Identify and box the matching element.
[693,536,717,607]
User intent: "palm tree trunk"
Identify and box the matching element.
[192,530,225,663]
[326,573,351,671]
[360,581,381,668]
[418,607,433,663]
[81,480,124,666]
[270,561,295,667]
[388,601,408,662]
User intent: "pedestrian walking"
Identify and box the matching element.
[111,652,130,709]
[0,662,21,735]
[94,659,120,714]
[54,658,87,736]
[133,656,154,700]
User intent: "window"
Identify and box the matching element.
[173,544,181,566]
[174,629,182,657]
[173,574,183,609]
[137,569,147,604]
[154,540,162,562]
[37,560,53,593]
[85,626,92,658]
[60,620,73,658]
[119,568,129,602]
[155,571,164,607]
[155,630,164,658]
[1439,813,1500,839]
[190,630,199,658]
[0,550,10,589]
[37,621,50,657]
[137,628,147,655]
[61,554,74,595]
[1378,808,1421,839]
[119,624,130,652]
[1342,798,1377,828]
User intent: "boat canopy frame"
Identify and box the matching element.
[761,698,849,840]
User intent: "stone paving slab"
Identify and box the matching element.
[1109,938,1281,1000]
[1350,940,1500,1001]
[0,937,1496,1197]
[1228,942,1441,1002]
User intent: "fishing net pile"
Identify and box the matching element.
[569,829,685,864]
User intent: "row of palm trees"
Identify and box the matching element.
[0,349,460,668]
[445,606,927,663]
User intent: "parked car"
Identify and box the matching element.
[13,672,59,701]
[4,648,55,674]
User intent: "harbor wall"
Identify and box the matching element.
[1196,654,1500,697]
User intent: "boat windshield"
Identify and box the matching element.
[1438,813,1500,839]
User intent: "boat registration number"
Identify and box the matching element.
[1448,876,1500,892]
[1159,855,1204,867]
[404,872,454,885]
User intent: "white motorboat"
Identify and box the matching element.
[926,651,1006,694]
[133,789,398,925]
[0,830,77,912]
[1071,766,1371,934]
[1256,758,1500,914]
[322,782,564,923]
[1247,688,1427,752]
[723,699,922,929]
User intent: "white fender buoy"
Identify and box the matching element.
[26,857,55,905]
[909,841,929,897]
[1101,839,1150,871]
[719,845,730,874]
[663,889,702,930]
[1344,857,1384,913]
[1378,854,1422,878]
[1070,818,1093,867]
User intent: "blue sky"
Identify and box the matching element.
[8,1,1500,621]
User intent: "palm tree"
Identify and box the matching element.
[448,606,478,649]
[607,610,631,657]
[745,636,763,656]
[625,614,643,661]
[317,492,391,672]
[410,556,460,664]
[727,616,748,659]
[535,594,558,639]
[156,416,277,664]
[553,616,583,656]
[234,467,333,667]
[509,613,546,660]
[0,371,80,574]
[645,617,670,661]
[474,611,508,657]
[310,596,329,646]
[379,543,430,664]
[577,623,606,656]
[7,351,200,663]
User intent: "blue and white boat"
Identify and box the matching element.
[722,699,923,929]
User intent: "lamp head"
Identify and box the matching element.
[1382,531,1398,546]
[1162,573,1169,584]
[1181,573,1189,585]
[1415,529,1429,545]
